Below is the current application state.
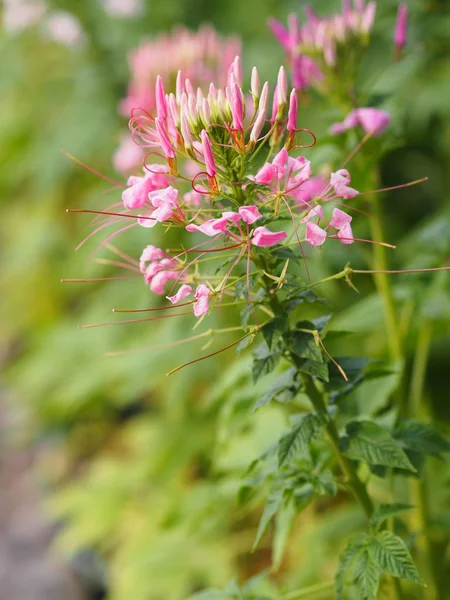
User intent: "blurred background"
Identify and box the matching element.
[1,0,449,599]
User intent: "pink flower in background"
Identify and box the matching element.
[102,0,144,18]
[394,4,408,53]
[44,11,84,47]
[3,0,45,33]
[331,108,391,136]
[113,136,144,173]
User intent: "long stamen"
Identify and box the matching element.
[78,310,193,330]
[61,275,140,283]
[62,151,126,188]
[358,177,428,196]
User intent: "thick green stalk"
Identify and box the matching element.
[301,374,374,518]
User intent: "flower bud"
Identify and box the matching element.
[155,117,175,159]
[287,89,298,132]
[180,114,193,148]
[251,67,260,99]
[200,130,216,177]
[394,4,408,53]
[277,66,288,106]
[155,75,167,121]
[249,108,266,143]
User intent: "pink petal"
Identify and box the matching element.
[300,205,323,223]
[239,206,262,224]
[267,18,292,51]
[356,108,391,136]
[167,284,193,304]
[140,245,165,263]
[150,270,177,295]
[254,162,276,185]
[186,217,229,236]
[137,213,157,228]
[330,208,352,229]
[251,226,287,247]
[193,284,211,317]
[305,222,327,246]
[336,222,354,245]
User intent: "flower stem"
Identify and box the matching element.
[281,580,334,599]
[301,374,374,519]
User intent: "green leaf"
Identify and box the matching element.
[272,497,297,570]
[368,531,423,585]
[253,489,283,550]
[252,343,281,383]
[395,420,450,456]
[236,333,256,354]
[340,421,417,473]
[335,534,369,600]
[297,358,329,382]
[240,305,253,331]
[284,289,327,311]
[261,318,287,350]
[371,504,413,527]
[278,413,325,467]
[253,368,299,411]
[326,357,371,401]
[354,550,381,600]
[283,330,323,362]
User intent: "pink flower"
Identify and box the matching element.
[252,226,287,247]
[193,284,211,317]
[330,169,359,199]
[201,130,217,177]
[230,82,244,130]
[267,18,292,51]
[155,117,175,159]
[300,205,323,224]
[155,75,167,121]
[394,4,408,52]
[331,108,391,136]
[140,245,165,272]
[113,136,143,173]
[293,175,327,205]
[167,284,193,304]
[305,222,327,246]
[292,55,323,91]
[239,206,262,224]
[330,207,352,229]
[336,222,354,245]
[254,162,276,185]
[150,270,178,294]
[122,169,169,209]
[186,217,229,237]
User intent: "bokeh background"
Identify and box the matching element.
[1,0,449,599]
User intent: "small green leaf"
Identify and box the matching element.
[395,420,450,456]
[369,531,424,585]
[371,503,413,527]
[354,550,381,600]
[272,497,297,570]
[240,305,253,331]
[340,421,417,473]
[277,413,325,467]
[252,343,281,383]
[236,333,255,354]
[297,358,329,382]
[261,318,287,350]
[335,534,369,600]
[253,368,299,411]
[253,489,283,550]
[283,330,323,362]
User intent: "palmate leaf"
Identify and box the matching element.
[368,531,424,585]
[340,421,416,473]
[277,413,325,467]
[353,550,381,600]
[252,343,281,383]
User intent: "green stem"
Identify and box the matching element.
[408,320,442,599]
[301,374,374,519]
[281,580,334,600]
[369,193,403,364]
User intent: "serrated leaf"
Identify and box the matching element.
[261,318,287,350]
[283,330,323,362]
[369,531,423,585]
[252,343,281,383]
[371,503,413,526]
[272,497,297,570]
[340,421,417,473]
[395,420,450,456]
[253,368,299,411]
[298,358,329,382]
[277,413,324,467]
[354,550,381,600]
[240,305,253,331]
[253,489,283,550]
[284,289,327,311]
[335,534,369,600]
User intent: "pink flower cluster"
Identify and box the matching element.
[270,2,408,91]
[108,56,364,319]
[114,26,240,172]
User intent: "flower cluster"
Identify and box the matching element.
[269,1,408,92]
[101,56,367,320]
[114,26,241,172]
